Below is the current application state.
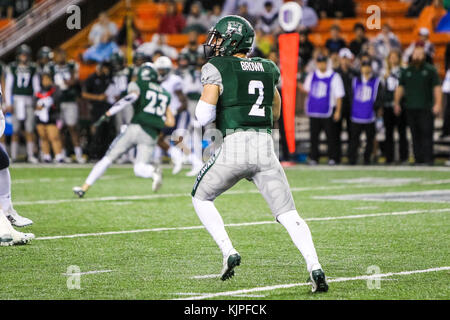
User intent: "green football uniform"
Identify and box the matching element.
[7,62,38,97]
[201,56,280,137]
[48,61,79,102]
[129,79,171,138]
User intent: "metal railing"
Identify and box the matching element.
[0,0,86,58]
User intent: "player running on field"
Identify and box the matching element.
[73,63,174,198]
[191,16,328,292]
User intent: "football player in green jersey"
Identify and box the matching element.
[36,46,53,75]
[49,48,85,163]
[4,44,40,163]
[191,16,328,292]
[73,63,174,198]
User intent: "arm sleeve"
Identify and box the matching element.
[195,100,216,127]
[201,62,223,95]
[107,92,139,116]
[32,73,41,95]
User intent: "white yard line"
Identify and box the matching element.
[10,184,409,206]
[61,270,113,276]
[191,274,221,279]
[175,266,450,300]
[285,165,450,172]
[35,208,450,241]
[13,175,126,184]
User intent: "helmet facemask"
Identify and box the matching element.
[203,29,227,59]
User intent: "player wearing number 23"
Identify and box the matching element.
[72,63,175,198]
[191,15,328,292]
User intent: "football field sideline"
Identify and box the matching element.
[35,207,450,241]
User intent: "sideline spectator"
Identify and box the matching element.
[236,3,257,27]
[115,15,143,50]
[137,34,178,60]
[395,46,442,165]
[382,49,409,164]
[407,0,432,17]
[257,1,280,34]
[180,30,203,66]
[298,29,315,67]
[158,1,186,34]
[348,55,384,165]
[373,24,401,60]
[82,62,115,160]
[349,23,369,57]
[325,25,346,55]
[310,0,355,18]
[208,4,223,28]
[298,0,318,30]
[185,1,209,33]
[302,54,345,165]
[34,73,64,163]
[335,48,358,162]
[403,28,435,64]
[88,12,118,46]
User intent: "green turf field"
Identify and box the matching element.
[1,164,449,300]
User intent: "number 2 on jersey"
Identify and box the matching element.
[248,80,265,117]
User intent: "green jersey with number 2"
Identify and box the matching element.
[201,56,280,137]
[130,79,171,138]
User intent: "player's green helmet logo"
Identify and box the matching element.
[204,15,255,59]
[137,62,158,83]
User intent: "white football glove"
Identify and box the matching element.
[0,109,5,138]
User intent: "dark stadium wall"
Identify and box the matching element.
[2,0,120,62]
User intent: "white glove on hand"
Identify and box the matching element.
[0,110,5,138]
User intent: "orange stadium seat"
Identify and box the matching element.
[79,63,97,81]
[0,19,11,30]
[136,17,160,33]
[356,1,409,17]
[429,32,450,45]
[166,34,189,48]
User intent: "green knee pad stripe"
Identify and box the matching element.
[191,147,221,197]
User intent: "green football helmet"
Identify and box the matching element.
[137,62,158,83]
[16,44,32,61]
[110,51,125,72]
[204,15,255,59]
[37,46,53,61]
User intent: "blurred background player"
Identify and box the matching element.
[4,44,40,163]
[73,63,174,198]
[49,48,84,164]
[178,52,204,176]
[36,46,53,75]
[34,72,64,163]
[153,55,188,174]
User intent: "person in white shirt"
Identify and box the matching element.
[88,12,118,46]
[136,34,178,61]
[301,54,345,165]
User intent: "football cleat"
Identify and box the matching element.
[309,269,329,293]
[0,233,13,245]
[6,209,33,227]
[76,156,86,164]
[152,168,163,192]
[72,186,85,198]
[0,231,35,246]
[27,156,39,164]
[221,250,241,281]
